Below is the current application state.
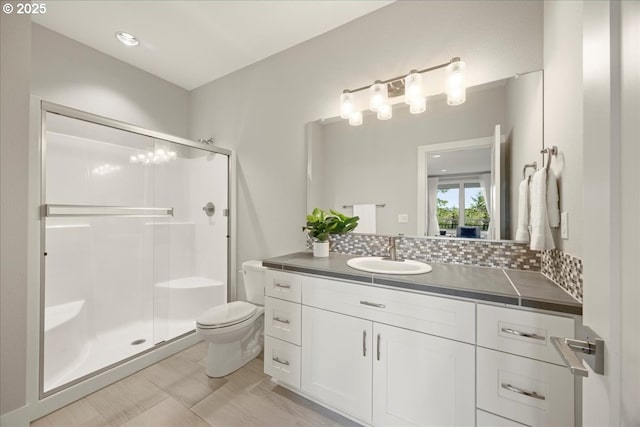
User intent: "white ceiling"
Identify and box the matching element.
[427,147,492,177]
[32,1,393,91]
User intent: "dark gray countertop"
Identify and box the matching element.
[262,252,581,315]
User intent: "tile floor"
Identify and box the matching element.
[32,341,359,427]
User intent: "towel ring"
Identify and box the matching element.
[522,162,537,179]
[541,146,558,169]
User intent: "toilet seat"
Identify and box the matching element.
[196,301,257,330]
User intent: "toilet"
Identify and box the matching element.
[196,260,266,377]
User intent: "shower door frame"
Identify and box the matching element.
[37,100,237,399]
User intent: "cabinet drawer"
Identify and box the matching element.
[302,275,475,344]
[477,410,527,426]
[477,304,574,365]
[264,336,301,389]
[264,297,301,345]
[477,348,573,427]
[265,270,302,303]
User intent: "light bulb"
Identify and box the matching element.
[349,111,363,126]
[377,104,392,120]
[446,59,466,106]
[409,97,426,114]
[340,91,354,119]
[369,81,388,112]
[130,155,138,163]
[115,31,140,47]
[404,71,423,105]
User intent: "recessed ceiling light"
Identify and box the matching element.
[115,31,139,47]
[432,154,441,158]
[441,169,447,172]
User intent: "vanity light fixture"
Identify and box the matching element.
[349,111,363,126]
[115,31,140,47]
[339,57,466,126]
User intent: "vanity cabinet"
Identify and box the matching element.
[301,305,475,426]
[300,275,476,426]
[263,268,577,427]
[263,270,303,388]
[476,304,575,427]
[372,322,475,427]
[301,306,373,422]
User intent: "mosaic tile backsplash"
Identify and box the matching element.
[311,233,543,270]
[541,249,583,302]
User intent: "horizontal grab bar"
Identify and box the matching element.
[44,204,173,218]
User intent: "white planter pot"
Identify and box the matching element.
[313,241,329,257]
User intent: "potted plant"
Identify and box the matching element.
[303,208,359,257]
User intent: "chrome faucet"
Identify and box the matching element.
[383,236,403,261]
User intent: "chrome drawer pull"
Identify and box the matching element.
[501,327,545,341]
[274,283,291,289]
[360,300,386,309]
[501,383,546,400]
[273,316,290,324]
[272,356,290,366]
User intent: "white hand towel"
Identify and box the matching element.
[514,178,530,242]
[530,169,555,251]
[547,171,560,228]
[353,204,377,234]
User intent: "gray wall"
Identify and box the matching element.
[543,1,583,257]
[189,0,543,266]
[316,85,506,236]
[1,6,31,416]
[505,72,544,239]
[31,24,190,137]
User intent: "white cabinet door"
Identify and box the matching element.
[372,323,475,427]
[301,306,372,424]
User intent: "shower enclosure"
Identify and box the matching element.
[40,103,230,395]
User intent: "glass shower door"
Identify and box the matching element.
[41,110,229,395]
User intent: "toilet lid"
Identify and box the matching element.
[196,301,256,328]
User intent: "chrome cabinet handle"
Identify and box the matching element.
[360,300,386,309]
[377,333,381,361]
[274,283,291,289]
[273,316,290,324]
[501,383,546,400]
[272,356,290,366]
[501,327,545,341]
[363,330,367,357]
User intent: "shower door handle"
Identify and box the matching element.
[44,204,173,217]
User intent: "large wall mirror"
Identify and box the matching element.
[307,70,543,241]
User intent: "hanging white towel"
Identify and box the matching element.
[353,204,377,234]
[515,178,530,242]
[530,169,555,251]
[547,171,560,228]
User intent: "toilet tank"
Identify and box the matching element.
[241,260,266,306]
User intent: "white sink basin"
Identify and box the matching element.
[346,257,432,275]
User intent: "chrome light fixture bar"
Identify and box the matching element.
[340,57,466,126]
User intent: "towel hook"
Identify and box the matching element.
[541,146,558,169]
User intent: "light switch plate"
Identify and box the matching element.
[398,214,409,223]
[561,211,568,239]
